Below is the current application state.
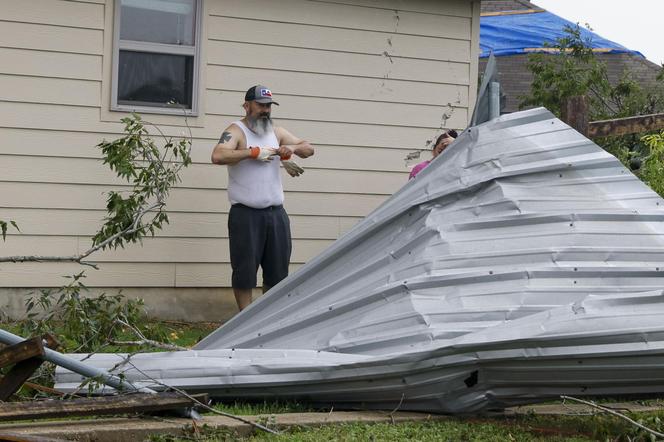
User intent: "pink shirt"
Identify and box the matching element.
[409,160,430,180]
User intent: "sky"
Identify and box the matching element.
[533,0,664,66]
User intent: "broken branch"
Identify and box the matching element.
[561,395,664,439]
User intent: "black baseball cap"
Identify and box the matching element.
[245,85,279,105]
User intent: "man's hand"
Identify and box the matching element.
[277,145,294,160]
[282,160,304,177]
[249,146,277,162]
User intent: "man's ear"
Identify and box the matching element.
[242,101,249,113]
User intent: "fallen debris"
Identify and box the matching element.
[0,328,156,395]
[0,335,58,401]
[0,392,207,422]
[52,108,664,414]
[0,432,68,442]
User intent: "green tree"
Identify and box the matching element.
[521,24,664,120]
[520,24,664,196]
[1,113,192,353]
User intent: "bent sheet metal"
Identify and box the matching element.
[55,108,664,413]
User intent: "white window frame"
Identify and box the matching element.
[111,0,202,116]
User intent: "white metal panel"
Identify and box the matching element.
[56,108,664,412]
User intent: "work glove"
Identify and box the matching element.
[282,160,304,177]
[249,146,277,162]
[278,148,293,161]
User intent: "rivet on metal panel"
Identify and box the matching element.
[574,268,578,271]
[573,281,577,284]
[570,223,574,227]
[559,174,563,178]
[489,271,493,275]
[328,306,333,311]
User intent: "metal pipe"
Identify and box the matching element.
[489,81,501,120]
[0,328,156,394]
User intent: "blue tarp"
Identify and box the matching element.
[480,11,643,58]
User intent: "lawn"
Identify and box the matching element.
[149,400,664,441]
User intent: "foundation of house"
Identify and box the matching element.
[0,287,264,323]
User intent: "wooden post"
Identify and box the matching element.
[561,95,589,137]
[0,335,59,401]
[0,337,46,401]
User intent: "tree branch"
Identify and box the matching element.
[112,318,188,352]
[561,395,664,439]
[107,357,281,435]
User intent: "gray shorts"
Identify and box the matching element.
[228,203,292,289]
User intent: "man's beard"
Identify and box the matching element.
[246,114,273,136]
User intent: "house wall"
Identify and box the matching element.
[0,0,480,321]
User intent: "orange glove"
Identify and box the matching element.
[249,147,276,162]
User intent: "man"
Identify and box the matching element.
[211,85,314,311]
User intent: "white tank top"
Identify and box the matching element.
[227,120,284,208]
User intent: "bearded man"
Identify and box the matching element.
[211,85,314,311]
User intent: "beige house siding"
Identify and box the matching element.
[0,0,480,318]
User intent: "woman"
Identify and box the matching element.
[409,129,458,180]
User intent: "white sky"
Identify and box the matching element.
[533,0,664,66]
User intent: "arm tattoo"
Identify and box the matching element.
[219,131,232,144]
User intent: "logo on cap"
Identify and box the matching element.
[260,88,272,98]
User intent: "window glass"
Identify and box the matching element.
[120,0,196,46]
[117,51,193,108]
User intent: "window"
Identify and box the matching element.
[112,0,201,115]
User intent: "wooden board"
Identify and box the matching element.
[0,392,208,421]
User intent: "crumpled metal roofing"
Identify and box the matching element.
[56,108,664,413]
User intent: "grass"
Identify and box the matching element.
[144,398,664,441]
[150,320,220,348]
[247,419,594,442]
[148,409,664,441]
[212,400,316,416]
